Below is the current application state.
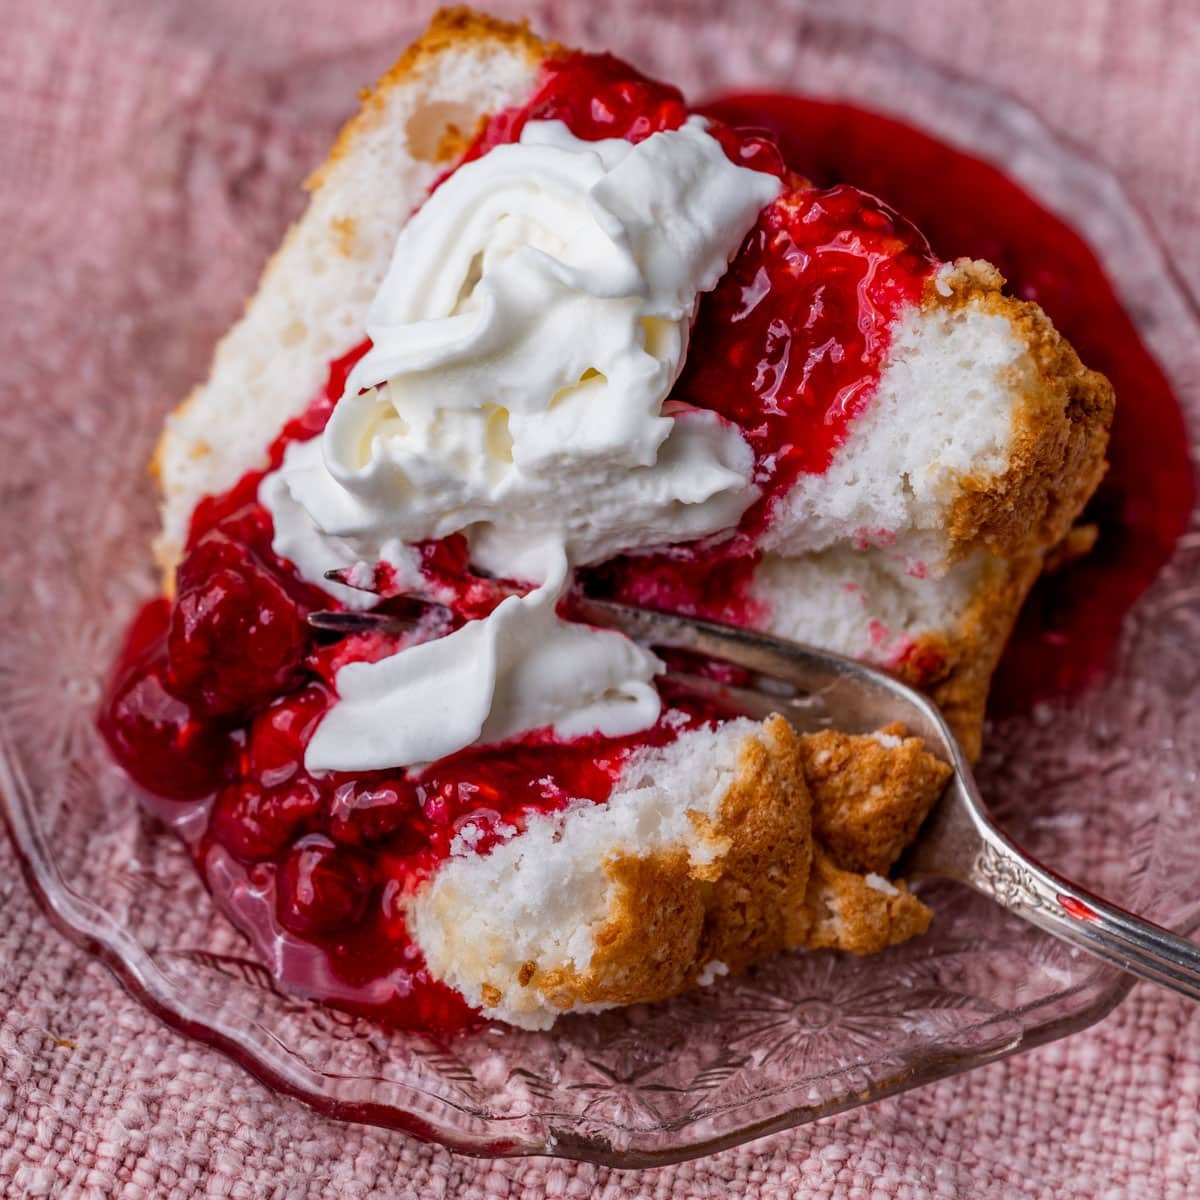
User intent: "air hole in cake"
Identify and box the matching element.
[405,99,485,164]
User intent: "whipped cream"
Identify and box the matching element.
[261,116,781,772]
[305,550,662,771]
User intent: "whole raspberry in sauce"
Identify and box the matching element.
[99,600,237,800]
[276,837,374,937]
[210,777,323,863]
[167,529,311,716]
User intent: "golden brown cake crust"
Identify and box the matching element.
[897,552,1044,762]
[787,847,932,956]
[888,259,1115,759]
[803,722,953,875]
[931,260,1114,565]
[496,718,948,1018]
[532,716,814,1011]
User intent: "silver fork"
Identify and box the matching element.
[309,595,1200,1001]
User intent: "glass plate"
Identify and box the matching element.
[2,5,1198,1167]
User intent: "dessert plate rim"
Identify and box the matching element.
[1,8,1195,1166]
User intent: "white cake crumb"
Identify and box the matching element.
[752,545,986,669]
[933,262,956,297]
[449,822,484,856]
[347,560,377,591]
[865,873,900,896]
[410,719,757,1028]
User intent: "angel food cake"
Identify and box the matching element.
[100,9,1113,1031]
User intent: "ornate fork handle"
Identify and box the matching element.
[919,783,1200,1001]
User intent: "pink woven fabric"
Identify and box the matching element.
[3,0,1199,1195]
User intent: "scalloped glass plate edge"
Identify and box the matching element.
[1,9,1197,1168]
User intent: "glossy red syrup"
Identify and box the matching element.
[702,94,1195,704]
[1057,895,1098,922]
[462,51,781,176]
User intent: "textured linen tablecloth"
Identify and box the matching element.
[2,0,1198,1195]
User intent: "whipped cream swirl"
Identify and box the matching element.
[261,117,781,772]
[305,549,661,771]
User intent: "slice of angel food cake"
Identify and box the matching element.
[100,9,1113,1031]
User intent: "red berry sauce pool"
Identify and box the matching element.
[100,56,1192,1033]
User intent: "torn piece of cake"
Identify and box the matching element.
[102,8,1112,1031]
[412,717,947,1024]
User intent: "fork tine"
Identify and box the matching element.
[661,671,839,731]
[573,596,957,755]
[306,611,419,635]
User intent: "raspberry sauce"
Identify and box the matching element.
[100,56,1190,1034]
[702,93,1194,704]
